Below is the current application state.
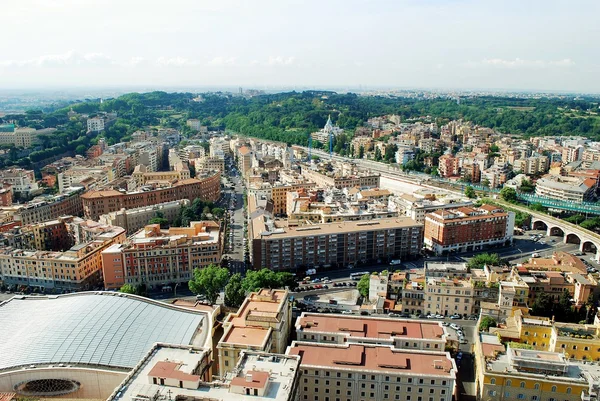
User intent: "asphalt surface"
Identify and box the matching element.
[221,161,247,274]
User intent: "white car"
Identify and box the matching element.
[341,311,353,315]
[450,323,460,330]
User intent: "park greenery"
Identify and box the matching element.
[119,283,148,297]
[531,289,590,323]
[188,265,297,308]
[3,91,600,171]
[357,274,370,298]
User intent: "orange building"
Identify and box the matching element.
[81,173,220,220]
[0,184,12,207]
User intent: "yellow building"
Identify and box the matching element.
[475,333,595,401]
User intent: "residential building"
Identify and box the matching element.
[295,312,448,351]
[394,193,473,224]
[475,335,598,401]
[129,163,191,189]
[424,204,515,255]
[217,289,291,378]
[237,146,254,175]
[0,223,125,291]
[251,217,423,271]
[186,119,202,131]
[424,277,474,316]
[302,162,380,189]
[0,168,38,195]
[98,199,190,233]
[369,273,389,302]
[271,181,315,216]
[286,342,456,401]
[561,146,584,164]
[0,184,12,207]
[535,175,596,202]
[15,188,84,225]
[87,117,105,133]
[81,173,220,220]
[513,156,549,175]
[194,156,225,173]
[438,154,459,178]
[481,163,510,188]
[100,221,221,289]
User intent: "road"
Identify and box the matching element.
[220,158,247,275]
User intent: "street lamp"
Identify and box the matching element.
[173,282,180,298]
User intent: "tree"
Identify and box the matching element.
[357,274,370,298]
[479,316,497,331]
[120,284,136,294]
[188,264,229,304]
[358,145,365,159]
[241,268,297,293]
[224,273,246,308]
[528,203,547,212]
[481,178,491,188]
[468,253,502,269]
[75,144,87,155]
[374,147,382,161]
[464,186,476,199]
[500,187,518,203]
[531,292,554,317]
[148,217,169,228]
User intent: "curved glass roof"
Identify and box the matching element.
[0,293,205,370]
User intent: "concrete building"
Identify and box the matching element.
[87,117,105,132]
[513,156,549,175]
[81,173,220,220]
[535,175,596,202]
[15,188,84,225]
[0,168,38,195]
[110,345,299,401]
[295,313,448,351]
[217,289,291,379]
[424,204,514,255]
[251,217,423,271]
[302,163,380,190]
[237,146,254,175]
[100,221,220,290]
[394,193,473,224]
[287,342,456,401]
[194,156,225,173]
[425,277,474,316]
[438,154,459,178]
[0,224,125,291]
[98,199,189,233]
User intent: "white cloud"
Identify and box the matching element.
[208,56,237,66]
[476,57,575,69]
[267,56,295,66]
[123,56,146,67]
[155,56,200,67]
[0,50,115,67]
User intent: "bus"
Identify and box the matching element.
[350,272,369,280]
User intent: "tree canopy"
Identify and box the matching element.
[468,253,503,269]
[357,274,370,298]
[188,264,229,304]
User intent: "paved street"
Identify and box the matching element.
[221,160,247,275]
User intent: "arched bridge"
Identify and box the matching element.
[530,215,600,259]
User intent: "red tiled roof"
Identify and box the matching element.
[148,361,200,382]
[230,370,270,389]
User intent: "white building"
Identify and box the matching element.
[87,117,105,133]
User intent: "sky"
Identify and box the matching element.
[0,0,598,93]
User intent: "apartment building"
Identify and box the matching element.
[535,175,596,202]
[237,146,254,175]
[438,154,459,178]
[87,117,105,132]
[16,188,84,225]
[394,193,473,224]
[301,164,380,189]
[186,118,203,131]
[475,335,597,401]
[194,156,225,173]
[0,127,39,148]
[295,313,447,351]
[0,168,38,194]
[100,221,220,289]
[81,173,220,220]
[0,184,12,207]
[130,163,191,188]
[217,289,291,378]
[98,199,189,233]
[287,342,456,401]
[0,224,125,291]
[424,204,514,255]
[58,166,112,193]
[251,217,423,271]
[272,181,315,216]
[425,277,473,316]
[513,156,549,175]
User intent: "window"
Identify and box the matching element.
[488,391,497,396]
[431,380,435,385]
[534,384,539,390]
[520,382,525,388]
[361,384,366,389]
[517,394,524,399]
[551,386,557,392]
[531,396,538,401]
[490,379,496,385]
[504,392,510,398]
[566,388,572,394]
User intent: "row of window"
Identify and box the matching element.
[489,379,571,393]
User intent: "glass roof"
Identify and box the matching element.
[0,293,205,370]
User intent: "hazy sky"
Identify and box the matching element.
[1,0,598,92]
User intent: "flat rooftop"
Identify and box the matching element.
[296,313,444,341]
[110,346,299,401]
[287,342,455,377]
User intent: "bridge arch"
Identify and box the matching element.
[532,220,548,231]
[566,233,582,245]
[549,226,565,237]
[582,241,598,254]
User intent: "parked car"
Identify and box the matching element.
[435,314,444,319]
[450,314,461,319]
[450,323,461,330]
[441,322,449,326]
[388,313,400,318]
[342,310,353,315]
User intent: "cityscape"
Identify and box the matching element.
[2,2,600,401]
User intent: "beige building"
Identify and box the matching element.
[98,199,189,233]
[194,156,225,173]
[425,277,474,316]
[287,342,456,401]
[217,289,291,379]
[302,163,380,189]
